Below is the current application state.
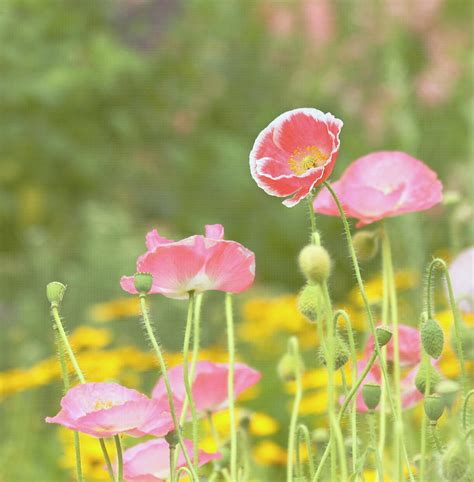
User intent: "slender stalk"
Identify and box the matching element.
[51,304,114,481]
[169,445,176,482]
[54,328,83,482]
[182,292,199,475]
[225,293,238,482]
[287,337,303,482]
[419,348,431,481]
[176,466,195,480]
[138,294,197,481]
[462,390,474,431]
[368,411,384,482]
[322,181,414,481]
[297,424,315,479]
[114,435,123,482]
[429,424,443,454]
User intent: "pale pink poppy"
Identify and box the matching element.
[250,108,343,207]
[313,151,443,227]
[448,246,474,313]
[46,382,174,438]
[365,324,421,367]
[120,224,255,300]
[121,438,220,482]
[152,361,261,415]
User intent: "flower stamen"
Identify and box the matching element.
[288,146,328,175]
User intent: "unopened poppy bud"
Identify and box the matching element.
[297,284,323,322]
[134,272,153,294]
[277,352,304,382]
[298,245,331,284]
[319,335,350,370]
[442,441,469,481]
[362,383,381,410]
[353,230,379,261]
[375,326,392,347]
[424,395,445,424]
[421,318,444,359]
[415,364,442,395]
[436,380,460,408]
[46,282,66,306]
[165,429,179,448]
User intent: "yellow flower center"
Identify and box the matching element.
[94,400,116,411]
[288,146,328,175]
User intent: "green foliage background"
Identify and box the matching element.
[0,0,472,480]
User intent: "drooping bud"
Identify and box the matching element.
[297,284,323,322]
[424,395,445,423]
[298,245,331,284]
[46,282,66,306]
[277,352,304,382]
[441,441,470,481]
[421,318,444,359]
[415,364,443,395]
[362,383,381,410]
[352,230,379,261]
[319,335,350,370]
[375,326,393,347]
[134,272,153,294]
[436,380,460,408]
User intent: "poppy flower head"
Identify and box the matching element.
[250,108,343,207]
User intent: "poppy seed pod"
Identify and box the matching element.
[442,441,470,481]
[298,245,331,284]
[353,230,379,261]
[375,326,393,347]
[297,284,323,322]
[46,282,66,306]
[415,364,443,395]
[164,429,179,448]
[362,383,381,410]
[319,335,350,370]
[277,352,304,382]
[424,395,445,423]
[421,318,444,359]
[134,272,153,295]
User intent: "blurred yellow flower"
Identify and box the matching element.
[88,298,140,323]
[253,440,287,465]
[69,326,112,351]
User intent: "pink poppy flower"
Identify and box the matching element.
[313,151,443,226]
[250,108,343,207]
[121,438,220,482]
[120,224,255,300]
[365,324,421,367]
[448,246,474,313]
[152,361,261,415]
[46,383,174,438]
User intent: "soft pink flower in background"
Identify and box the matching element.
[448,246,474,313]
[302,0,335,48]
[120,224,255,299]
[250,108,343,207]
[46,383,174,438]
[152,361,261,415]
[313,151,443,226]
[262,3,295,38]
[121,438,220,482]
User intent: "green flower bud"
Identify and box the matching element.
[319,335,350,370]
[164,429,179,447]
[441,441,470,481]
[297,284,323,322]
[46,282,66,306]
[134,272,153,294]
[415,364,443,395]
[298,245,331,284]
[421,318,444,359]
[352,230,379,261]
[424,395,445,423]
[277,352,304,382]
[436,380,460,408]
[375,326,393,347]
[362,383,381,410]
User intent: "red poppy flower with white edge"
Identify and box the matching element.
[250,108,343,207]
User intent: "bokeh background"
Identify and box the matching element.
[1,0,473,480]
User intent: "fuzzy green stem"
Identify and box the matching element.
[225,293,238,482]
[368,411,384,482]
[297,424,315,479]
[322,181,414,481]
[462,390,474,431]
[287,337,303,482]
[138,294,197,481]
[429,424,443,454]
[177,466,195,480]
[169,445,176,482]
[114,435,123,482]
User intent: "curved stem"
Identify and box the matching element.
[183,292,199,475]
[177,466,195,480]
[287,337,303,482]
[138,295,197,481]
[114,435,123,482]
[225,293,238,482]
[462,390,474,431]
[322,181,414,481]
[297,424,315,479]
